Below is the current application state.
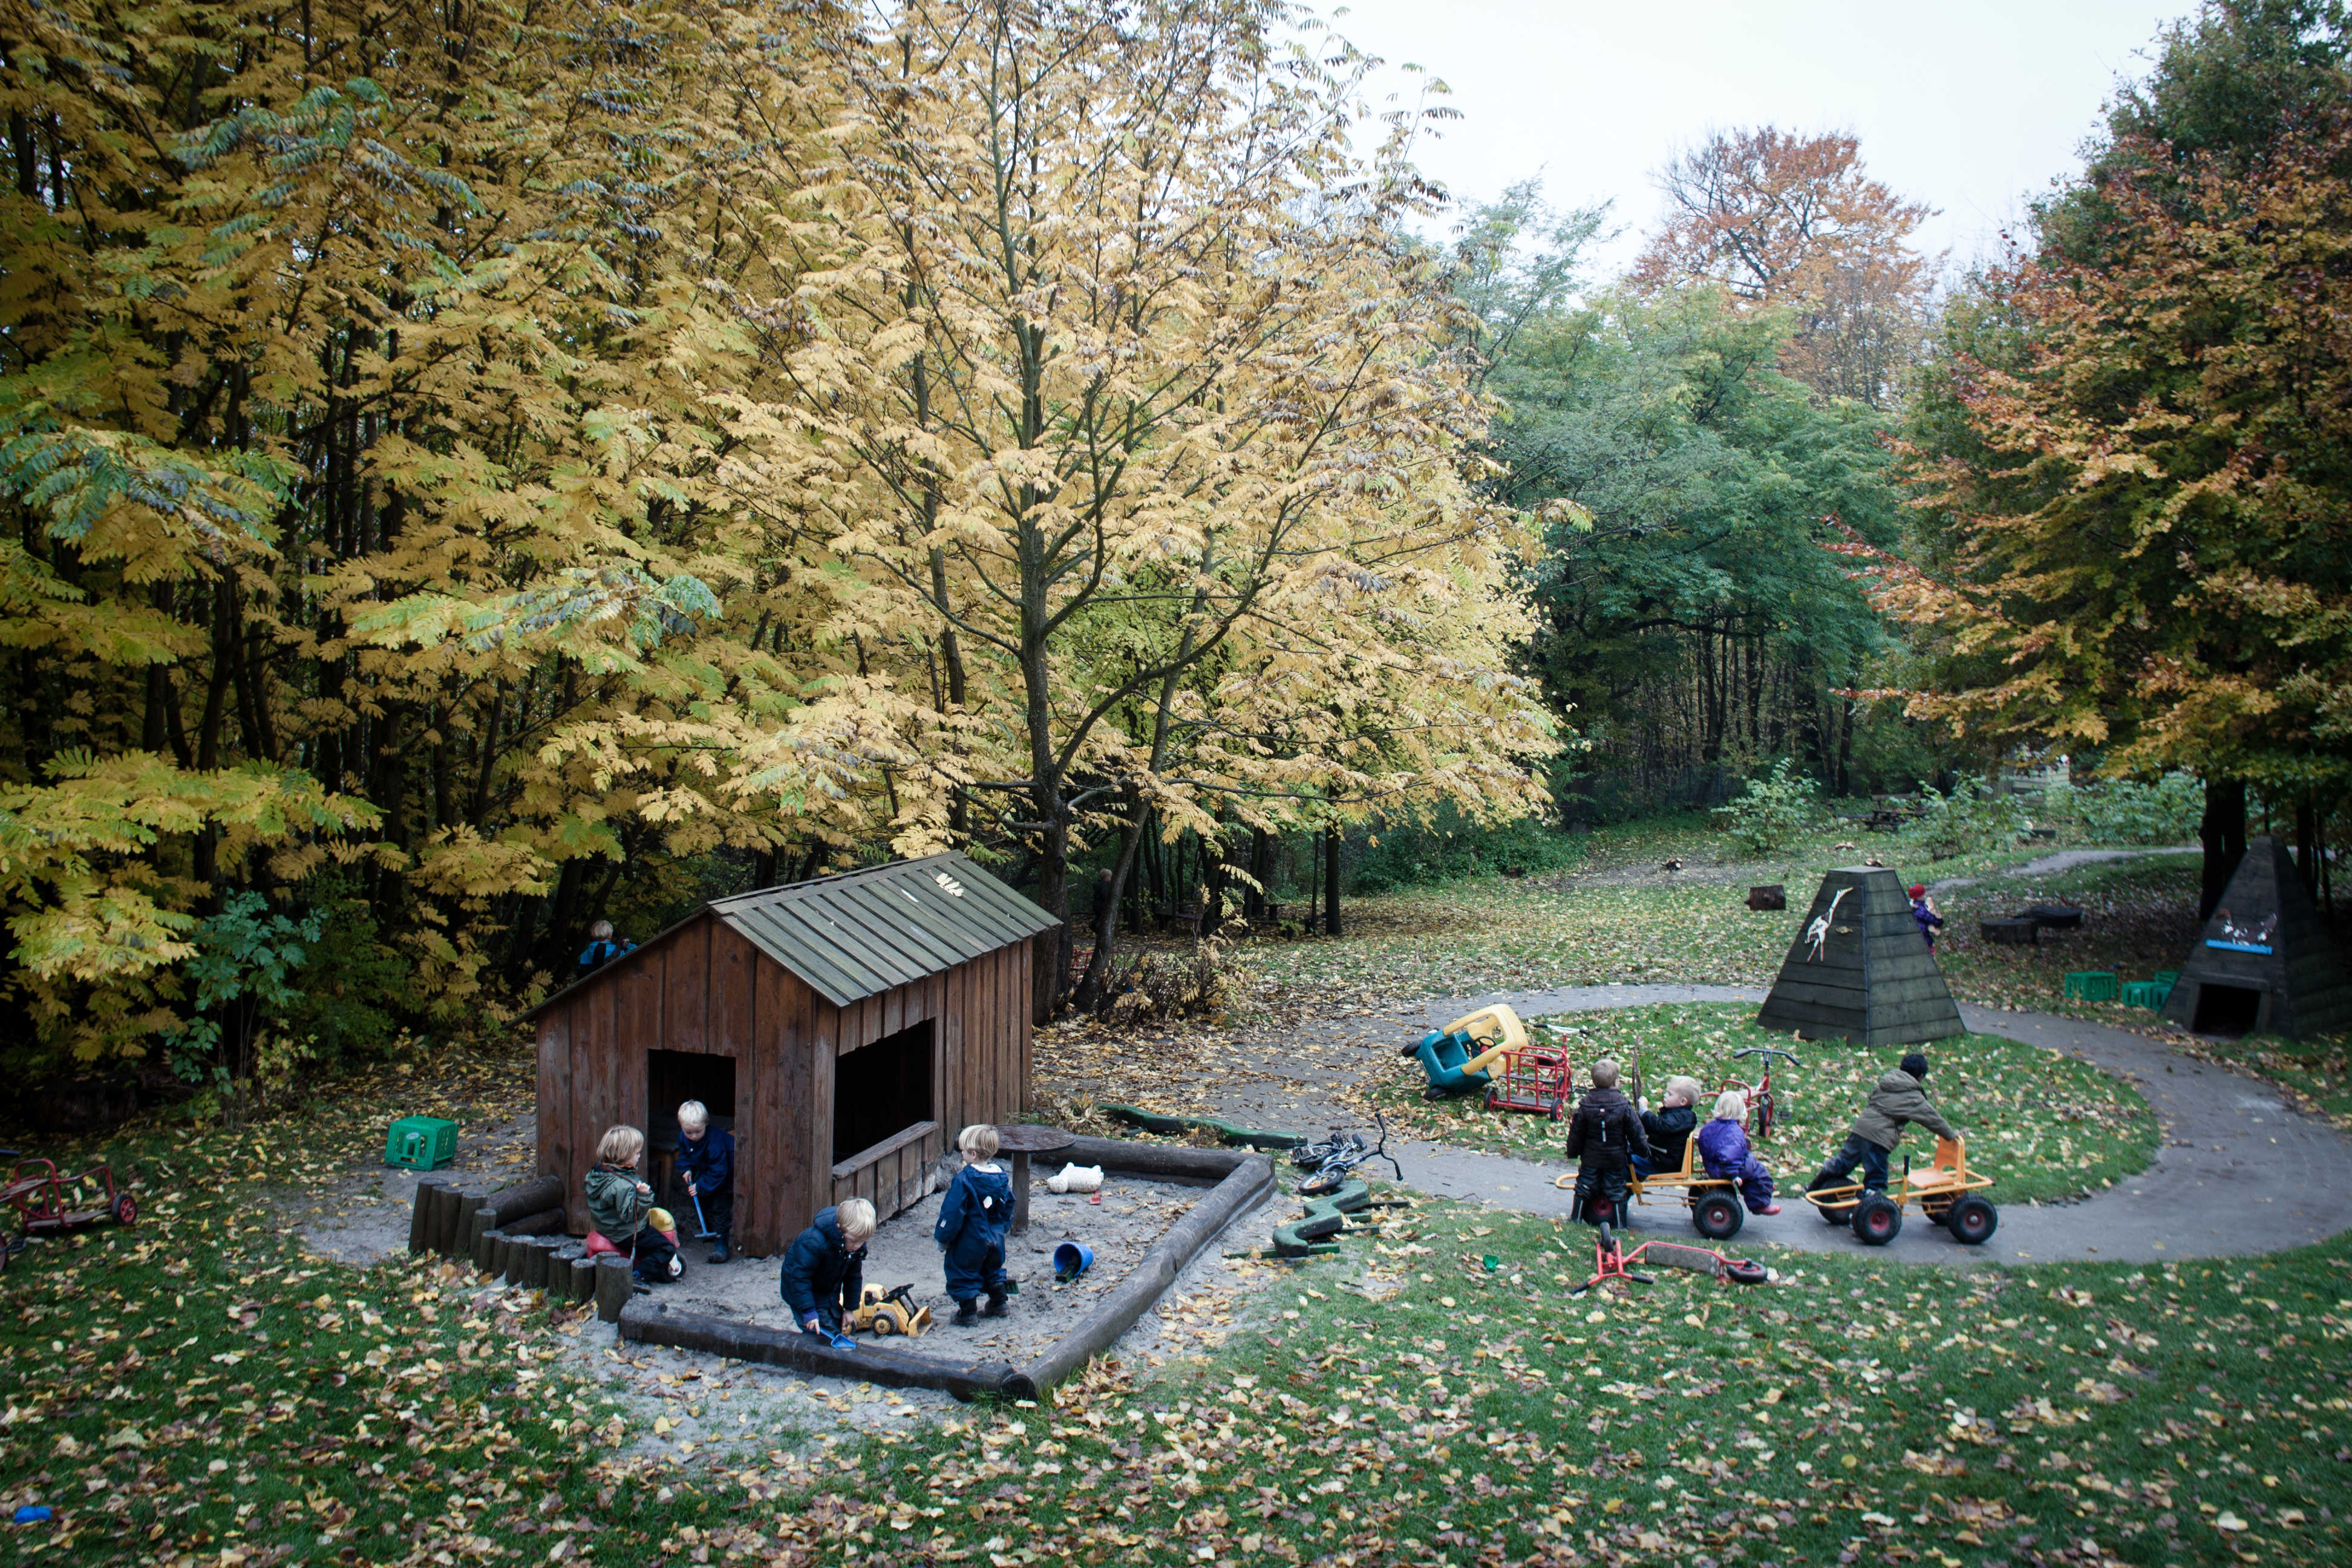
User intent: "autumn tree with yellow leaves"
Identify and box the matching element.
[0,0,1553,1073]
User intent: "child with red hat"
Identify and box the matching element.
[1909,884,1944,950]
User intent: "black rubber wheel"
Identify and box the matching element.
[1723,1258,1769,1285]
[111,1194,137,1226]
[1692,1192,1744,1241]
[1298,1168,1347,1198]
[1852,1193,1903,1247]
[1947,1194,1998,1246]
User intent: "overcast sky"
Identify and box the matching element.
[1312,0,2203,276]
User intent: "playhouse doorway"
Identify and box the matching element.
[648,1050,737,1183]
[2192,984,2264,1038]
[834,1019,936,1163]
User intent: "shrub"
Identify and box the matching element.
[1909,774,2031,860]
[1711,760,1820,855]
[2042,772,2204,844]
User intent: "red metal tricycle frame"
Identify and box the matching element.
[2,1153,138,1241]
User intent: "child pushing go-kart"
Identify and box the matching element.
[1564,1059,1650,1226]
[1806,1052,1959,1198]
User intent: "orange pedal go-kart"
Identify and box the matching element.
[1801,1137,1997,1247]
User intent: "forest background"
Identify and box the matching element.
[1,0,2344,1109]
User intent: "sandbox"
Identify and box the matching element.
[408,1132,1273,1401]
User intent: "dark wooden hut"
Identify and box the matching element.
[2161,835,2351,1040]
[1754,866,1965,1047]
[528,853,1059,1255]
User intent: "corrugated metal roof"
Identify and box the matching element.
[708,852,1059,1007]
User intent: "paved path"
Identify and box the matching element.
[1926,844,2198,895]
[1215,983,2352,1269]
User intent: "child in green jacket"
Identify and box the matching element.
[584,1125,681,1282]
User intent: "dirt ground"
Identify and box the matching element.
[289,1111,538,1264]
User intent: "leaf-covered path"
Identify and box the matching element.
[1207,984,2352,1267]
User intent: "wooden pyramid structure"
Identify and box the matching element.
[2160,835,2352,1040]
[1755,866,1964,1047]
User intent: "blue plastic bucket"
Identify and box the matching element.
[1053,1241,1093,1279]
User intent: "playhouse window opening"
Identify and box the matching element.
[648,1050,737,1156]
[834,1019,935,1164]
[2192,984,2263,1038]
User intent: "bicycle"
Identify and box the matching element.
[1289,1111,1404,1196]
[1722,1047,1798,1144]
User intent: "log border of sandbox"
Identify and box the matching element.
[618,1133,1275,1402]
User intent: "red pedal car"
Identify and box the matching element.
[1,1150,137,1269]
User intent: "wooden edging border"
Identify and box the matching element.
[617,1132,1275,1402]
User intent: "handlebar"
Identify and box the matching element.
[1732,1049,1798,1067]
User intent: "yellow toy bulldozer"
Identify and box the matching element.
[850,1282,934,1337]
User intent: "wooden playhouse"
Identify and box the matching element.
[527,853,1059,1255]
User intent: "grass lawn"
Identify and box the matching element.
[1351,1004,2159,1206]
[4,1100,2344,1568]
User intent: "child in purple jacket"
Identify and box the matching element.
[1697,1091,1780,1215]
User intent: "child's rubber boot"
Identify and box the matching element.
[982,1290,1009,1319]
[952,1298,979,1327]
[708,1239,731,1265]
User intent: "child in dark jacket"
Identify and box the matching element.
[673,1099,735,1265]
[1808,1053,1960,1195]
[778,1199,874,1346]
[1909,885,1944,950]
[1633,1075,1703,1176]
[1565,1059,1651,1227]
[936,1124,1016,1326]
[1697,1091,1780,1214]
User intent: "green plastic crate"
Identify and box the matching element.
[2063,971,2120,1003]
[385,1116,459,1171]
[2121,981,2163,1009]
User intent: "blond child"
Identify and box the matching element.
[583,1125,683,1281]
[935,1125,1015,1325]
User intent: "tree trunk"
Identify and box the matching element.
[2294,792,2319,901]
[1322,823,1341,939]
[2198,777,2247,920]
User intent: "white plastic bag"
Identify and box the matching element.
[1046,1162,1104,1194]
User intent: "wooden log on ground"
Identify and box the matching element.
[533,1238,563,1290]
[619,1299,1021,1402]
[1014,1151,1274,1399]
[481,1174,567,1229]
[1047,1134,1250,1186]
[426,1183,468,1256]
[594,1256,633,1323]
[564,1253,596,1304]
[503,1234,533,1287]
[472,1221,499,1275]
[463,1206,496,1259]
[500,1207,567,1239]
[488,1233,514,1283]
[408,1178,447,1255]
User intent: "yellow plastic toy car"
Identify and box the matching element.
[1801,1137,1999,1247]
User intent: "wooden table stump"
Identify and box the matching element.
[991,1125,1077,1236]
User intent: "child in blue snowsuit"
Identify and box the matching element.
[1697,1090,1781,1215]
[936,1123,1016,1327]
[673,1099,735,1265]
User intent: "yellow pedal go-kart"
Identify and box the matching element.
[849,1282,934,1337]
[1625,1134,1753,1241]
[1802,1137,1999,1247]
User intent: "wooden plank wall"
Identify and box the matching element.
[534,923,1042,1253]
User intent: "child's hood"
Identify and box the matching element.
[1875,1068,1924,1095]
[959,1164,1017,1206]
